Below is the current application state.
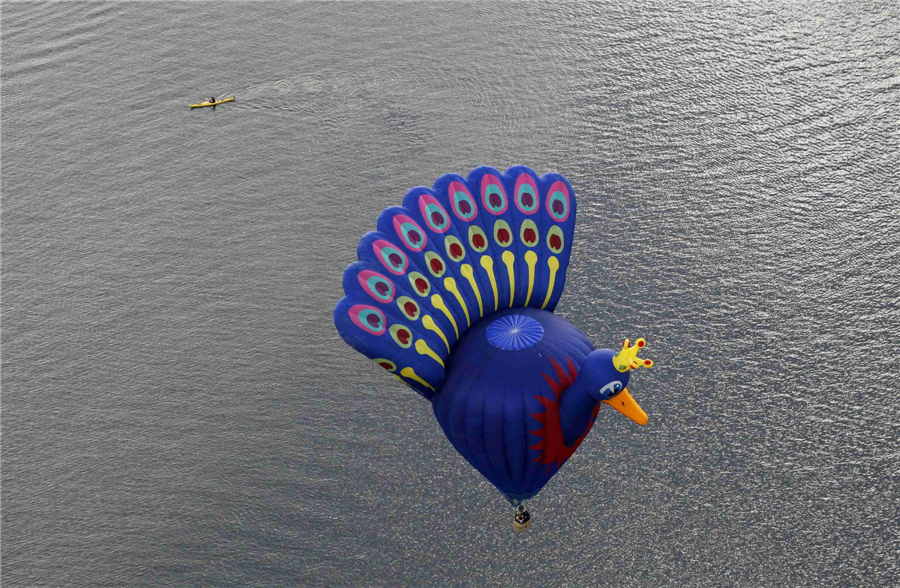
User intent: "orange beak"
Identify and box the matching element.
[601,388,648,425]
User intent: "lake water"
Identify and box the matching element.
[2,2,898,586]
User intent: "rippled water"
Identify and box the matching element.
[3,2,898,586]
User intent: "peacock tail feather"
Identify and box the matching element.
[334,165,577,398]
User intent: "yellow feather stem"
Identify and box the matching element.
[502,251,515,307]
[422,315,450,352]
[415,339,445,367]
[400,367,435,391]
[459,264,484,318]
[430,294,459,339]
[480,255,499,312]
[443,277,470,327]
[541,256,560,309]
[524,250,537,307]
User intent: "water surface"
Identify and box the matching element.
[3,2,898,586]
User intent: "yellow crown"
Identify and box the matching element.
[613,338,653,373]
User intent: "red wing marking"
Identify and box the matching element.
[529,356,601,472]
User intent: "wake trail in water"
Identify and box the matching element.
[214,69,425,115]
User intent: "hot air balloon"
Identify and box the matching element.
[334,165,653,530]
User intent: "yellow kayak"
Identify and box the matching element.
[190,96,235,109]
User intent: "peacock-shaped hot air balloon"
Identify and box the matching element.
[334,165,653,530]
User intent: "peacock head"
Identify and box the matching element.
[581,339,653,425]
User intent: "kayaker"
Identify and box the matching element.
[209,97,217,104]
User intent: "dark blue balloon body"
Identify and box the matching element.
[433,308,599,503]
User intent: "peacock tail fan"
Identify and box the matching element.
[334,165,577,399]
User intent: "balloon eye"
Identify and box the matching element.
[600,381,623,399]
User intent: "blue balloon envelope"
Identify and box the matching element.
[334,166,653,513]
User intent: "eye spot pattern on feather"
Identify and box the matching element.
[389,324,413,348]
[408,272,431,296]
[373,358,397,372]
[449,181,478,221]
[418,194,450,233]
[547,225,565,254]
[546,181,570,222]
[397,296,420,320]
[358,270,394,303]
[424,251,447,278]
[392,214,427,252]
[468,225,488,253]
[444,235,466,262]
[349,304,386,335]
[514,173,540,214]
[493,219,513,247]
[373,240,408,275]
[481,174,508,215]
[520,219,539,247]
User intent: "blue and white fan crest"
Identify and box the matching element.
[485,314,545,351]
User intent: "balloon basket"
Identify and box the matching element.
[513,504,532,532]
